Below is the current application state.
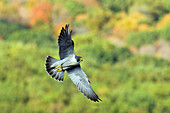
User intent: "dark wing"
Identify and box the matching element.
[58,24,74,60]
[66,65,102,102]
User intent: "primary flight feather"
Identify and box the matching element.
[45,24,101,102]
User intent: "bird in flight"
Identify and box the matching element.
[45,24,101,102]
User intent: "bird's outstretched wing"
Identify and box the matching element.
[58,24,74,60]
[66,65,102,102]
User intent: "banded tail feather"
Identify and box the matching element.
[45,56,64,81]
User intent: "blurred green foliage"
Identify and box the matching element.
[160,23,170,41]
[99,0,133,12]
[0,20,28,39]
[0,21,56,48]
[126,30,159,48]
[65,0,85,17]
[8,29,55,47]
[126,23,170,47]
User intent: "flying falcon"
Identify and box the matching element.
[45,24,101,102]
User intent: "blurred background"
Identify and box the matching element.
[0,0,170,113]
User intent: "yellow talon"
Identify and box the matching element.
[56,69,62,72]
[55,65,60,69]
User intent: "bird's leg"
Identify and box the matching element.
[56,64,63,72]
[55,65,60,69]
[56,69,62,72]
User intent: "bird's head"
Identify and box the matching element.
[75,56,83,63]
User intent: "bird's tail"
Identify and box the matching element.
[45,56,64,81]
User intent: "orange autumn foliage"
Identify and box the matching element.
[112,12,148,39]
[30,1,52,26]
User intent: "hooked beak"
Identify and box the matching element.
[80,58,83,62]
